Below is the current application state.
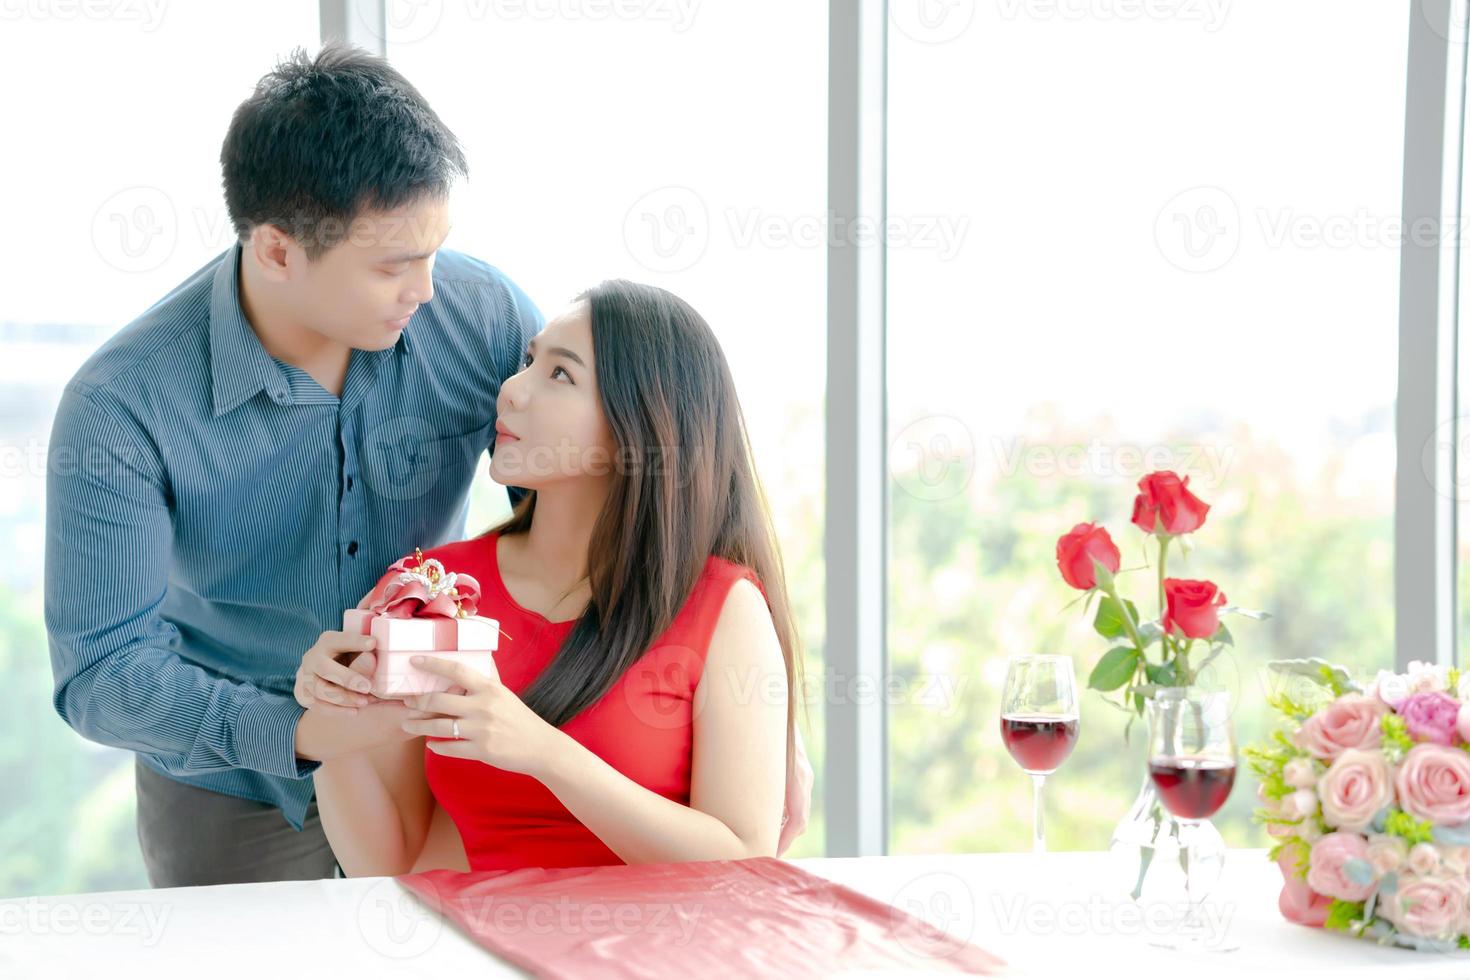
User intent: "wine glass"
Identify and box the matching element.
[999,654,1079,853]
[1146,687,1238,951]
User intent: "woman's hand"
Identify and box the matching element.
[294,630,380,714]
[400,656,570,777]
[777,727,815,855]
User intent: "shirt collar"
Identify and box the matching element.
[209,244,289,418]
[209,244,413,417]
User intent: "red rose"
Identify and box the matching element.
[1056,522,1122,591]
[1162,577,1227,639]
[1130,470,1210,535]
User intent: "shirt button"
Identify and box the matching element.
[347,541,358,557]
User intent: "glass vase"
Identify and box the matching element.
[1108,763,1227,907]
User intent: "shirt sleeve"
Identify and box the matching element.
[44,385,318,781]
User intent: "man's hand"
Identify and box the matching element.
[294,695,416,763]
[295,631,380,714]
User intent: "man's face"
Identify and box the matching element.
[287,195,452,351]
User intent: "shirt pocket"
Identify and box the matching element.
[363,419,491,504]
[412,421,491,477]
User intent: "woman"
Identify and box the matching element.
[293,279,806,874]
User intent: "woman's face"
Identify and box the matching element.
[490,301,617,489]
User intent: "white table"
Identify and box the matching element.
[2,849,1463,978]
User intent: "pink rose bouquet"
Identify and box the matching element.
[1248,659,1470,950]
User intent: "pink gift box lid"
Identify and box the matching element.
[343,609,500,652]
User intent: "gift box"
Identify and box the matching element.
[343,548,502,699]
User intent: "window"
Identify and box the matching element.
[885,2,1406,852]
[386,2,830,854]
[10,2,1457,900]
[0,5,320,895]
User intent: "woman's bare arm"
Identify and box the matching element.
[303,592,472,876]
[314,731,436,877]
[535,578,788,863]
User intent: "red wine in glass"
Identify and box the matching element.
[1000,655,1079,852]
[1143,690,1238,952]
[1000,714,1079,774]
[1149,756,1236,820]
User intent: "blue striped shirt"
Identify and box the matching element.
[44,243,543,831]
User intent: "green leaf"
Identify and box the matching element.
[1211,622,1234,647]
[1129,841,1153,900]
[1090,557,1116,591]
[1265,689,1317,722]
[1323,899,1365,933]
[1088,646,1140,692]
[1385,808,1434,845]
[1221,605,1271,621]
[1381,714,1413,754]
[1192,652,1223,687]
[1093,596,1139,640]
[1144,661,1178,687]
[1266,658,1362,697]
[1136,620,1164,648]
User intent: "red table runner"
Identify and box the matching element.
[397,856,1005,978]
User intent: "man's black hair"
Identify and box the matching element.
[220,43,467,258]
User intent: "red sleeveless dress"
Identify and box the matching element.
[418,531,762,871]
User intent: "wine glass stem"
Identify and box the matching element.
[1031,773,1047,853]
[1180,819,1200,933]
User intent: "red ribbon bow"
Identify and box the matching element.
[360,548,483,620]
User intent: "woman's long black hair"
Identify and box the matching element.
[487,280,803,778]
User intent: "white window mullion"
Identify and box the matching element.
[1396,0,1467,671]
[825,0,888,857]
[319,0,386,55]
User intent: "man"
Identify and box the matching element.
[46,44,809,888]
